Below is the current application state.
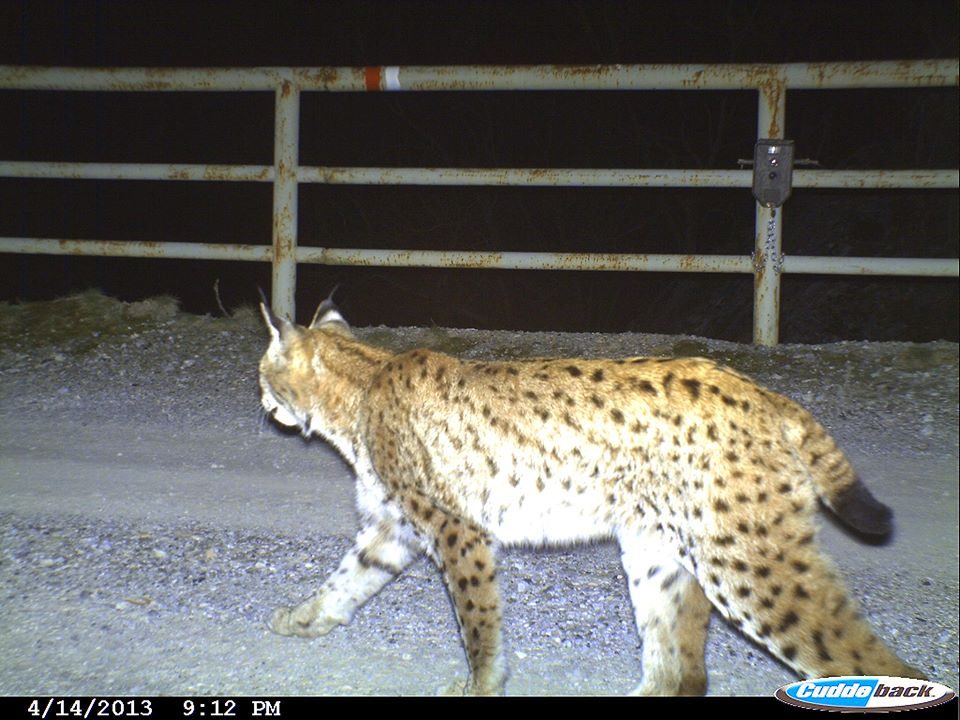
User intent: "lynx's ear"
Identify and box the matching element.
[309,287,352,335]
[258,288,296,345]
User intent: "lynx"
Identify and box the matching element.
[257,296,923,695]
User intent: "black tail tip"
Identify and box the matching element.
[832,481,894,538]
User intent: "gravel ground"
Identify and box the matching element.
[0,291,957,696]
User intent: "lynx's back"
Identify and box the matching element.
[258,298,924,695]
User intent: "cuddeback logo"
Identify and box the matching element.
[775,676,956,712]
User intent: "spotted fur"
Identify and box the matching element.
[258,298,923,695]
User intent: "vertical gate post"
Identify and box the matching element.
[752,79,787,346]
[753,204,784,345]
[272,79,300,321]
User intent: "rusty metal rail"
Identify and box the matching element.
[1,61,958,344]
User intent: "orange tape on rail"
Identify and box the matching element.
[364,66,381,91]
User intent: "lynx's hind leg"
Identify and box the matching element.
[705,542,925,682]
[270,518,423,637]
[690,458,925,684]
[619,534,712,695]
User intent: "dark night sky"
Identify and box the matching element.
[0,1,957,342]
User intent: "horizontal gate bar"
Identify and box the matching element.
[0,237,271,261]
[3,162,955,190]
[781,255,959,277]
[2,60,956,92]
[304,167,958,189]
[299,167,751,187]
[0,161,274,182]
[793,170,959,189]
[295,248,754,272]
[2,237,955,278]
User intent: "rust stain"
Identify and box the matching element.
[202,165,269,182]
[752,248,766,289]
[759,79,785,137]
[295,67,341,89]
[547,64,610,79]
[135,67,176,92]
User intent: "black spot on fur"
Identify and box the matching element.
[662,372,675,393]
[565,365,582,377]
[635,379,657,395]
[778,610,800,633]
[681,378,701,400]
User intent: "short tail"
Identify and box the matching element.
[829,477,893,537]
[781,400,893,537]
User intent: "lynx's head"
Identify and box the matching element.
[258,293,385,460]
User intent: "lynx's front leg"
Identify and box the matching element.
[431,514,507,696]
[270,519,422,637]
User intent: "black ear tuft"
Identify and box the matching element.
[258,286,285,332]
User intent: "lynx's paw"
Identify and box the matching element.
[268,602,344,638]
[437,678,504,696]
[437,679,469,696]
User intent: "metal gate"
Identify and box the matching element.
[1,61,957,344]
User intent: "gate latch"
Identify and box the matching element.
[752,139,794,208]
